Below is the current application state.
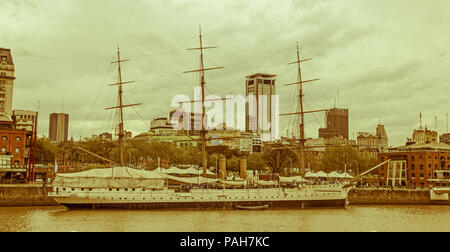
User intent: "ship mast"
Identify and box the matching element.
[184,26,223,177]
[106,45,142,166]
[281,43,324,177]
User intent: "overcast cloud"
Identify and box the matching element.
[1,0,449,146]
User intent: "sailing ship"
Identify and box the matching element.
[49,29,387,210]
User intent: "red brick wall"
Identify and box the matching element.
[0,128,27,166]
[378,151,450,187]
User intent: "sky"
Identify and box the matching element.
[1,0,449,147]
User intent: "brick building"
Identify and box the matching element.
[0,114,27,167]
[378,142,450,188]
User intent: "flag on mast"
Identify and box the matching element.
[55,159,58,173]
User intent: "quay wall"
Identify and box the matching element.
[348,188,449,205]
[0,184,58,206]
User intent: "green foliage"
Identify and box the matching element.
[261,142,297,174]
[305,152,322,172]
[226,156,240,172]
[322,145,359,172]
[35,137,57,163]
[247,153,266,171]
[321,145,378,174]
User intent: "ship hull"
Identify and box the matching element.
[50,185,351,210]
[57,199,346,210]
[52,197,347,210]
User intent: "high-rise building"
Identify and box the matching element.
[318,108,349,139]
[49,113,69,143]
[245,73,276,141]
[0,48,15,116]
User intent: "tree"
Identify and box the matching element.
[226,156,240,172]
[35,137,57,163]
[322,145,378,174]
[247,153,266,171]
[304,152,323,172]
[261,142,297,174]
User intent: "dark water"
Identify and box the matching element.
[0,205,449,232]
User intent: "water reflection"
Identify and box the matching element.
[0,205,449,232]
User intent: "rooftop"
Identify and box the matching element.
[0,48,13,65]
[246,73,277,79]
[397,142,450,151]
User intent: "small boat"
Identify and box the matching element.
[236,204,270,210]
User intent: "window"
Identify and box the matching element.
[0,73,5,77]
[1,147,6,152]
[1,56,6,62]
[2,136,6,141]
[16,137,21,141]
[15,147,20,153]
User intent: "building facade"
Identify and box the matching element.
[12,110,38,131]
[439,133,450,145]
[412,127,438,144]
[0,48,15,117]
[378,142,450,188]
[318,108,349,140]
[170,110,206,135]
[0,114,27,167]
[245,73,276,141]
[49,113,69,143]
[357,124,389,156]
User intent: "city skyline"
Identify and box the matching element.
[1,0,449,146]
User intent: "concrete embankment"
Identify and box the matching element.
[0,184,58,207]
[348,188,449,205]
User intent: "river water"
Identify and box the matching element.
[0,205,448,232]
